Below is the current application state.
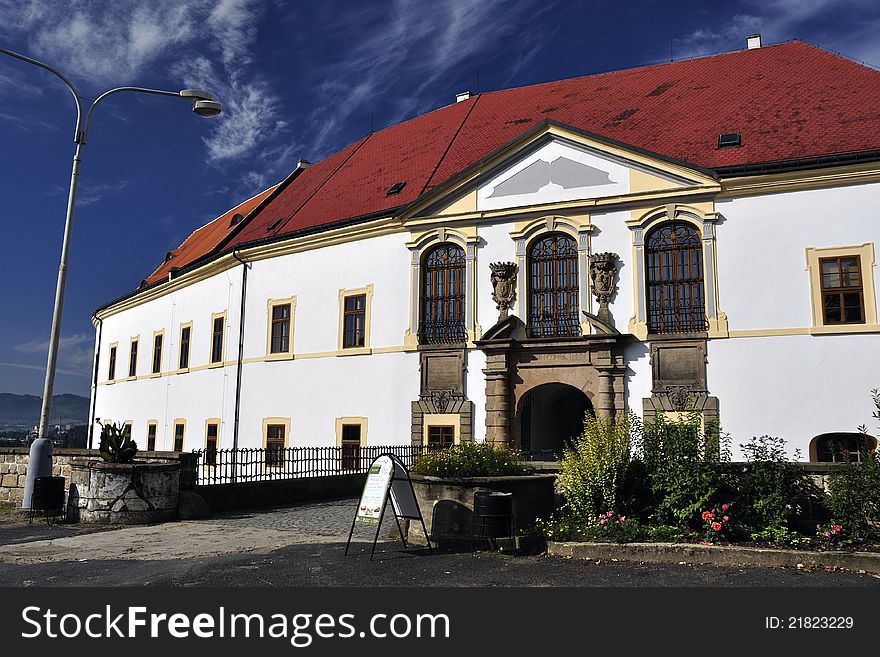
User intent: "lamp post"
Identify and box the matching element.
[0,46,221,509]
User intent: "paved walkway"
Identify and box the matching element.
[0,498,389,564]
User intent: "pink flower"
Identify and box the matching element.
[711,522,722,532]
[599,518,606,525]
[823,531,831,537]
[619,517,625,523]
[702,511,714,521]
[607,511,614,517]
[816,524,822,530]
[721,504,729,511]
[723,516,729,522]
[833,525,842,533]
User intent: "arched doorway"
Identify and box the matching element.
[518,383,593,456]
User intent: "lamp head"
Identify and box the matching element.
[193,99,222,117]
[179,89,213,101]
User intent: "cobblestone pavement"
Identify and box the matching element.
[0,498,395,564]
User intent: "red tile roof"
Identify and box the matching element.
[142,185,277,285]
[147,41,880,286]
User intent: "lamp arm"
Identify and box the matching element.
[0,46,82,142]
[80,86,185,144]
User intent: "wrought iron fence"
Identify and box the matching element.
[191,444,439,485]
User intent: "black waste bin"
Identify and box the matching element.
[30,476,65,525]
[472,491,515,552]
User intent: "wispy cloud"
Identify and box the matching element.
[298,0,557,156]
[0,0,287,174]
[673,0,880,66]
[0,361,89,378]
[48,180,128,206]
[15,333,94,373]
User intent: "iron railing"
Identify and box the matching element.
[192,444,439,485]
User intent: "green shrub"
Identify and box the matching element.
[737,435,821,536]
[826,451,880,539]
[410,442,530,477]
[535,510,644,543]
[556,412,633,523]
[634,411,730,527]
[97,421,138,463]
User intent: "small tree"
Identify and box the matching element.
[97,421,138,463]
[557,411,632,522]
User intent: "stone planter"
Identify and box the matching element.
[408,473,556,547]
[67,459,180,524]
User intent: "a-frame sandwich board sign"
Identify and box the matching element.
[344,453,432,561]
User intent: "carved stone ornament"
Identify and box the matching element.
[589,252,619,324]
[665,385,693,412]
[490,262,518,320]
[431,390,451,413]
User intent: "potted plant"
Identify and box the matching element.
[408,442,556,550]
[66,422,181,524]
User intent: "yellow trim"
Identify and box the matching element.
[150,329,164,377]
[265,295,297,359]
[262,417,291,449]
[145,420,158,451]
[107,342,119,383]
[127,335,139,380]
[626,203,728,339]
[204,418,220,451]
[805,243,877,333]
[209,310,228,367]
[177,321,193,373]
[172,418,186,451]
[422,414,461,446]
[402,122,719,221]
[337,284,374,355]
[335,417,368,448]
[509,214,592,240]
[718,162,880,199]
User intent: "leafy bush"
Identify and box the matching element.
[737,435,820,536]
[826,451,880,539]
[556,412,633,522]
[410,442,530,477]
[826,389,880,540]
[634,411,730,527]
[700,502,734,543]
[97,422,138,463]
[535,510,644,543]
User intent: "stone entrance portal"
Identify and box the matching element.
[518,383,593,454]
[475,315,631,449]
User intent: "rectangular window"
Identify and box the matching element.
[820,256,864,324]
[179,325,191,369]
[173,423,185,451]
[427,426,455,448]
[341,424,362,470]
[128,339,138,378]
[265,424,286,467]
[122,422,132,439]
[205,423,218,467]
[108,345,117,381]
[211,315,225,363]
[342,294,367,349]
[147,423,157,451]
[270,303,291,353]
[152,333,163,374]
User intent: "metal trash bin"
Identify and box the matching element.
[29,476,66,526]
[471,491,516,553]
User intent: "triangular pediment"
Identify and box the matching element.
[409,123,719,219]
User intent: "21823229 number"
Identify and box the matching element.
[765,616,853,629]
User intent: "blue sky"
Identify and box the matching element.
[1,0,880,397]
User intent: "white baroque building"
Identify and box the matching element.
[91,39,880,463]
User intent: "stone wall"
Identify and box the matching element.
[0,447,196,509]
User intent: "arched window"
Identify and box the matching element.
[645,222,708,334]
[812,432,877,463]
[527,233,580,338]
[419,244,467,344]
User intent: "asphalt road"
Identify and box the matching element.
[1,498,878,587]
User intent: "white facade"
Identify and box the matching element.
[92,133,880,461]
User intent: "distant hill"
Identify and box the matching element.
[0,393,90,429]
